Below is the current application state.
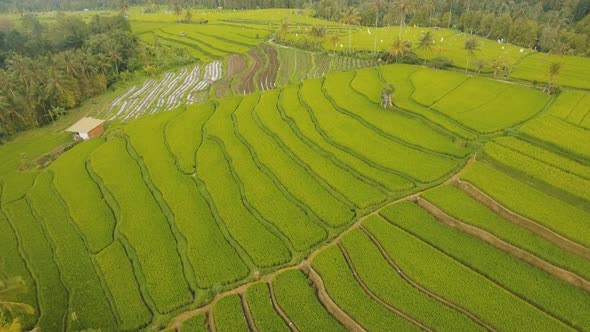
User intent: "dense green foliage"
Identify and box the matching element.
[0,14,139,134]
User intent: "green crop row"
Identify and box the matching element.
[165,103,215,174]
[141,32,211,61]
[429,75,549,133]
[483,142,590,203]
[234,93,354,227]
[378,65,479,140]
[422,185,590,281]
[340,229,484,331]
[197,137,292,267]
[3,199,68,332]
[371,205,569,331]
[95,241,152,330]
[212,294,250,332]
[431,77,508,115]
[206,93,327,251]
[156,29,227,58]
[520,115,590,161]
[162,25,251,54]
[272,269,345,332]
[312,53,330,77]
[28,172,117,331]
[90,137,193,313]
[256,89,386,209]
[0,199,38,329]
[300,78,459,183]
[312,245,421,331]
[461,161,590,248]
[379,201,590,330]
[349,67,382,104]
[454,84,549,133]
[180,313,208,332]
[511,53,590,90]
[126,110,250,287]
[280,85,415,192]
[325,70,469,157]
[0,171,39,205]
[546,90,587,119]
[245,282,290,332]
[410,69,467,107]
[493,136,590,180]
[277,47,314,85]
[50,139,115,253]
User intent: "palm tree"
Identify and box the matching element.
[464,37,480,73]
[544,61,562,93]
[391,0,416,38]
[5,55,36,94]
[329,33,339,55]
[417,31,435,64]
[388,38,412,63]
[185,9,192,24]
[106,41,123,75]
[339,7,361,53]
[277,17,289,41]
[473,59,486,75]
[95,54,112,77]
[548,61,561,83]
[370,0,386,55]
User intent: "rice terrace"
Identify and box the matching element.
[1,0,590,331]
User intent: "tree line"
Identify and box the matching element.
[313,0,590,56]
[0,14,140,139]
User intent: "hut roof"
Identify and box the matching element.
[66,117,105,133]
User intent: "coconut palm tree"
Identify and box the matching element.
[329,33,339,55]
[391,0,416,38]
[464,37,480,73]
[339,7,361,53]
[544,61,562,93]
[106,41,123,75]
[370,0,387,55]
[388,38,412,63]
[417,31,435,64]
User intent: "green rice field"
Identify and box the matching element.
[1,6,590,332]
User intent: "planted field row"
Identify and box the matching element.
[461,161,590,249]
[547,90,590,128]
[519,115,590,161]
[482,141,590,205]
[96,61,221,121]
[416,72,550,134]
[374,202,589,330]
[421,185,590,281]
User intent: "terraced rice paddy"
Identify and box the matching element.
[93,61,222,121]
[2,10,590,329]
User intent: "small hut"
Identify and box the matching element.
[66,117,105,140]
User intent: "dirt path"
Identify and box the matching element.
[306,264,365,331]
[240,293,259,332]
[454,180,590,260]
[418,198,590,293]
